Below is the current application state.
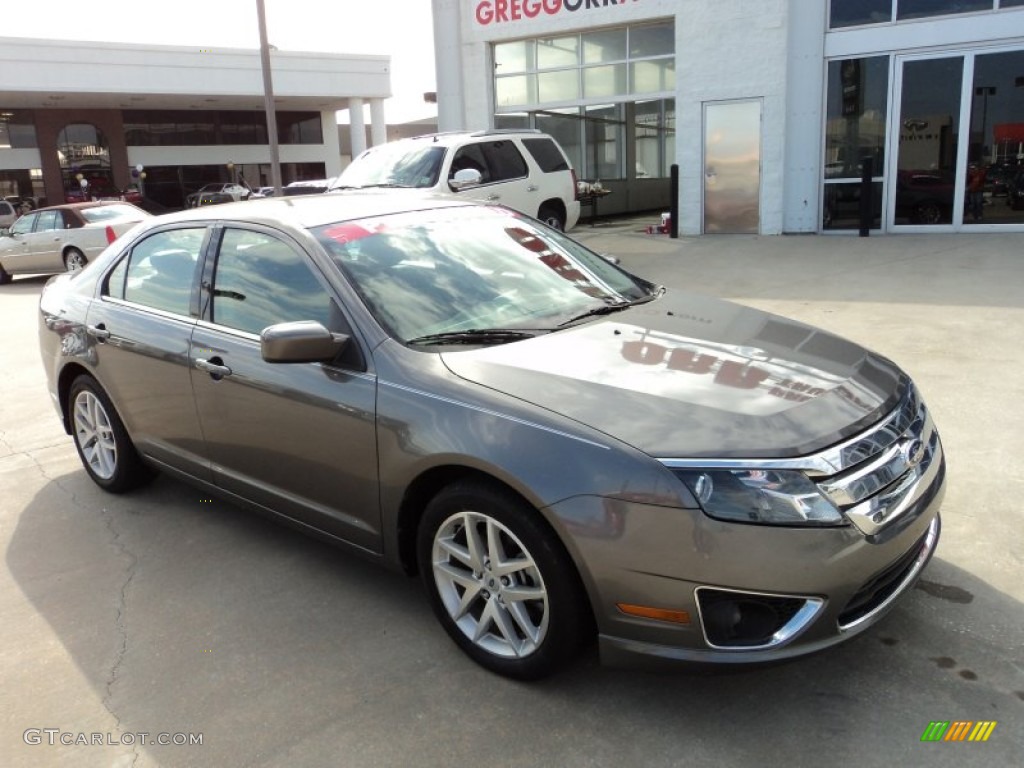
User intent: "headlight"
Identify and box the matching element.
[675,469,844,527]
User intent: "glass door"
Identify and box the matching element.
[891,56,964,228]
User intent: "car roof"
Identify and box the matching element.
[368,129,545,150]
[142,190,482,230]
[25,201,142,214]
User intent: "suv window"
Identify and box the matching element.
[450,144,491,183]
[522,137,569,173]
[113,228,205,315]
[480,140,528,182]
[210,228,335,336]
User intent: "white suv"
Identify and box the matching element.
[330,130,581,230]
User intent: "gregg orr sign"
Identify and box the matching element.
[475,0,641,26]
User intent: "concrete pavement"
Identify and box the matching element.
[2,226,1022,767]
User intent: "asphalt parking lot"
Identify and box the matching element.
[2,224,1022,767]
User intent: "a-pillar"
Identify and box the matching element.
[369,98,387,146]
[349,98,367,158]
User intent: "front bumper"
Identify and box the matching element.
[544,385,946,668]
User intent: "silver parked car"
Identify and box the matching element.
[38,193,945,679]
[0,201,149,284]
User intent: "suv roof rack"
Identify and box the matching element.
[469,128,542,137]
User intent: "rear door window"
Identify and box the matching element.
[480,140,529,182]
[112,227,206,315]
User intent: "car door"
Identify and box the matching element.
[0,212,36,273]
[449,140,534,215]
[87,225,212,479]
[27,209,65,271]
[189,225,381,551]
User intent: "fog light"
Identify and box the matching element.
[697,588,819,648]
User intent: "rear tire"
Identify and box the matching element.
[0,264,10,285]
[418,480,588,680]
[538,204,566,232]
[69,375,155,492]
[64,248,87,273]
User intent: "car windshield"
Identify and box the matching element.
[80,204,142,223]
[332,144,446,189]
[313,207,652,344]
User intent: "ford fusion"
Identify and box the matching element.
[38,194,944,679]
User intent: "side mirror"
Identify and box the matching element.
[261,321,349,364]
[450,168,483,191]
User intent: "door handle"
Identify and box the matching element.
[86,323,111,341]
[195,357,232,379]
[486,194,500,201]
[527,185,538,192]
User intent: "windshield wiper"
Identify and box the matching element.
[557,291,662,328]
[407,328,544,346]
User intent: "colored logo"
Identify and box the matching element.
[921,721,997,742]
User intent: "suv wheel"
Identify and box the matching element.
[538,204,566,231]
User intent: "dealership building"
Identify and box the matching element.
[0,36,392,210]
[432,0,1024,234]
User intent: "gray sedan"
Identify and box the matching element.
[37,193,945,679]
[0,201,149,284]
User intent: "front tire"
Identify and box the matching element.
[69,375,154,492]
[418,481,588,680]
[0,263,10,285]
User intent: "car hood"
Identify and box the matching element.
[440,291,906,459]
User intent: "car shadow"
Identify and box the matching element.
[7,467,1022,766]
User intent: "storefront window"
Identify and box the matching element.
[494,40,535,73]
[537,36,579,69]
[583,64,627,99]
[823,182,883,229]
[829,0,893,27]
[894,56,963,226]
[631,59,675,95]
[493,21,674,110]
[585,105,625,180]
[824,57,889,179]
[635,99,676,178]
[629,22,674,58]
[538,69,580,103]
[897,0,991,20]
[57,123,113,199]
[582,28,626,64]
[535,109,583,173]
[968,49,1024,224]
[495,75,536,109]
[0,111,37,149]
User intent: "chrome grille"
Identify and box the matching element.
[816,386,943,536]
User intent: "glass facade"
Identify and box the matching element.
[493,22,675,183]
[123,110,323,146]
[494,21,675,109]
[824,42,1024,230]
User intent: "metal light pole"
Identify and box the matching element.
[257,0,283,195]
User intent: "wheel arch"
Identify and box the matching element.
[397,462,598,644]
[537,198,566,223]
[56,362,94,433]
